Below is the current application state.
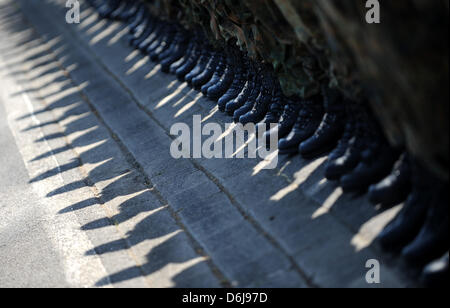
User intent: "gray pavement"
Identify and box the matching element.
[0,97,70,288]
[0,0,414,288]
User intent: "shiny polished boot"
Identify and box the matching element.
[161,30,190,73]
[328,121,354,163]
[191,52,220,90]
[327,112,355,163]
[402,180,449,265]
[376,160,436,250]
[225,60,256,116]
[201,53,226,95]
[175,38,203,81]
[169,36,196,74]
[299,87,346,159]
[325,105,372,181]
[131,18,157,49]
[128,4,149,35]
[218,53,248,111]
[207,45,236,101]
[86,0,103,9]
[184,47,212,86]
[239,65,276,125]
[421,252,449,288]
[368,153,412,207]
[340,138,401,193]
[256,82,286,135]
[233,66,263,123]
[263,96,303,145]
[117,0,141,21]
[175,48,201,81]
[279,99,324,155]
[158,27,184,61]
[97,0,120,19]
[110,0,132,20]
[149,25,176,62]
[145,21,170,53]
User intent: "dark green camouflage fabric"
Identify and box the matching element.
[312,0,449,180]
[142,0,448,179]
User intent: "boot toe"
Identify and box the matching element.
[201,84,210,95]
[298,138,315,156]
[340,172,364,193]
[368,184,384,204]
[325,162,345,181]
[402,240,428,265]
[239,112,256,125]
[278,138,299,155]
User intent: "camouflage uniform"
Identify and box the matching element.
[312,0,449,180]
[144,0,324,99]
[142,0,448,179]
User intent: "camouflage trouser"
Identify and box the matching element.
[144,0,327,99]
[312,0,449,180]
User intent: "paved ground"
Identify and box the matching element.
[0,0,415,288]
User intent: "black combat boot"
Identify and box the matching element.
[299,87,346,159]
[117,0,141,21]
[376,160,435,250]
[278,98,324,155]
[207,44,236,101]
[325,104,372,181]
[169,36,196,74]
[421,252,449,288]
[368,153,412,207]
[239,65,276,125]
[149,24,177,62]
[109,0,132,20]
[326,101,357,162]
[157,27,182,62]
[201,53,227,95]
[225,60,257,115]
[340,136,401,193]
[86,0,103,9]
[256,85,288,149]
[218,53,248,111]
[127,5,149,36]
[137,21,163,51]
[184,47,212,86]
[97,0,120,19]
[328,122,355,162]
[131,18,157,49]
[191,51,220,90]
[233,67,263,123]
[263,96,303,145]
[402,179,449,265]
[175,40,202,81]
[160,29,191,73]
[128,9,154,45]
[157,26,188,62]
[256,82,286,135]
[145,21,171,53]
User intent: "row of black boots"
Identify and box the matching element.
[87,0,448,287]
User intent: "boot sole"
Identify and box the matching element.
[300,141,338,160]
[279,147,299,156]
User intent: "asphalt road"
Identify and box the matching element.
[0,99,69,287]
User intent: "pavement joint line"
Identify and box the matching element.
[10,5,231,287]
